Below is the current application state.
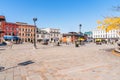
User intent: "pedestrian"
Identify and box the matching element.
[57,39,60,46]
[75,40,79,47]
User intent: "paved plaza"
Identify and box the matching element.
[0,43,120,80]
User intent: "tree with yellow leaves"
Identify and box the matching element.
[97,17,120,32]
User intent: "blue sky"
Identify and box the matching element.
[0,0,120,33]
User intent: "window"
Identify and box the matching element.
[19,33,21,36]
[37,35,39,38]
[28,29,30,32]
[22,38,24,42]
[28,34,30,36]
[16,28,19,31]
[26,29,27,31]
[25,38,27,42]
[22,33,24,36]
[12,28,14,31]
[6,26,9,30]
[10,27,12,30]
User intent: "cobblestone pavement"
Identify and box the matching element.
[0,43,120,80]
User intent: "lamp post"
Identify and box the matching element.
[33,18,37,49]
[79,24,82,34]
[79,24,82,45]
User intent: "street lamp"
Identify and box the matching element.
[33,18,37,49]
[79,24,82,45]
[79,24,82,34]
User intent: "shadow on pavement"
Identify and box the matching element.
[0,60,35,72]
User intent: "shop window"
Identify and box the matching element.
[25,38,27,42]
[22,38,24,42]
[28,29,30,32]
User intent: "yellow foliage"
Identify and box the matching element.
[97,26,101,29]
[97,17,120,32]
[106,26,112,32]
[97,26,105,30]
[101,26,105,30]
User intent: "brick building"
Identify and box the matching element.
[0,16,19,43]
[16,22,35,43]
[0,16,6,43]
[0,16,35,43]
[2,22,19,36]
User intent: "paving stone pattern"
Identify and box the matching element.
[0,43,120,80]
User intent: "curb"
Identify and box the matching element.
[112,50,120,57]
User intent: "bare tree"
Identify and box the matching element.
[113,6,120,11]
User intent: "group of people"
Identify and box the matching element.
[50,38,60,46]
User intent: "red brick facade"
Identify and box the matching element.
[0,16,19,43]
[1,21,19,36]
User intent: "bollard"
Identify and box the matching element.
[75,41,79,47]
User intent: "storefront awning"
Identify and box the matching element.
[3,35,20,40]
